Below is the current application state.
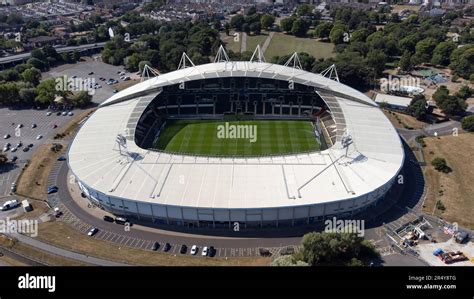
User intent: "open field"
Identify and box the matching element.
[37,222,271,266]
[153,120,321,157]
[421,133,474,229]
[246,33,268,52]
[220,31,241,53]
[264,33,335,60]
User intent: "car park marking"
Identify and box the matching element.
[116,235,126,244]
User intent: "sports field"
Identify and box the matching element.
[153,120,321,157]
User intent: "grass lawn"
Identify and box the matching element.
[264,33,335,60]
[421,133,474,229]
[220,31,241,53]
[246,33,269,53]
[154,120,320,157]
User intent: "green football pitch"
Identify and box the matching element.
[153,120,321,157]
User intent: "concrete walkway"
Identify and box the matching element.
[261,31,275,54]
[7,233,128,266]
[240,32,247,53]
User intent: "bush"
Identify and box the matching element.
[461,115,474,132]
[431,157,451,173]
[415,135,426,147]
[436,200,446,211]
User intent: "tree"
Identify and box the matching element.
[449,45,474,79]
[293,231,379,266]
[314,22,332,40]
[35,79,61,105]
[249,22,261,35]
[329,27,345,44]
[399,50,413,72]
[19,87,37,104]
[456,85,473,100]
[0,82,20,105]
[461,115,474,132]
[21,68,41,86]
[291,18,309,37]
[415,38,438,63]
[431,41,456,66]
[296,4,314,16]
[26,57,47,71]
[366,49,387,76]
[432,85,450,103]
[407,95,428,120]
[433,86,467,116]
[230,14,245,31]
[280,17,296,33]
[71,91,92,107]
[260,14,275,30]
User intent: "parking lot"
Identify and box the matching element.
[45,57,137,104]
[0,108,75,197]
[1,58,133,198]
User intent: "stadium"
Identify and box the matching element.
[67,46,405,228]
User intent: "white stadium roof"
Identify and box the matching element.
[68,61,404,210]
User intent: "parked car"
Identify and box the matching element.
[36,135,43,140]
[16,142,22,148]
[179,244,187,254]
[46,112,52,116]
[53,207,62,218]
[87,227,98,236]
[190,245,198,255]
[16,124,23,129]
[115,217,128,225]
[88,72,94,75]
[209,246,216,257]
[31,124,37,128]
[3,134,10,139]
[68,112,74,116]
[10,147,17,152]
[152,242,160,251]
[22,147,29,152]
[1,199,19,211]
[103,215,114,222]
[11,156,18,162]
[163,243,171,252]
[2,146,9,152]
[202,246,208,257]
[47,186,58,194]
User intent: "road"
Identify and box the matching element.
[0,42,106,65]
[397,120,461,143]
[5,232,128,266]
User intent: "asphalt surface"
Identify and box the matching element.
[45,59,133,104]
[0,108,74,198]
[0,42,106,65]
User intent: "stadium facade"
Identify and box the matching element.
[68,49,405,228]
